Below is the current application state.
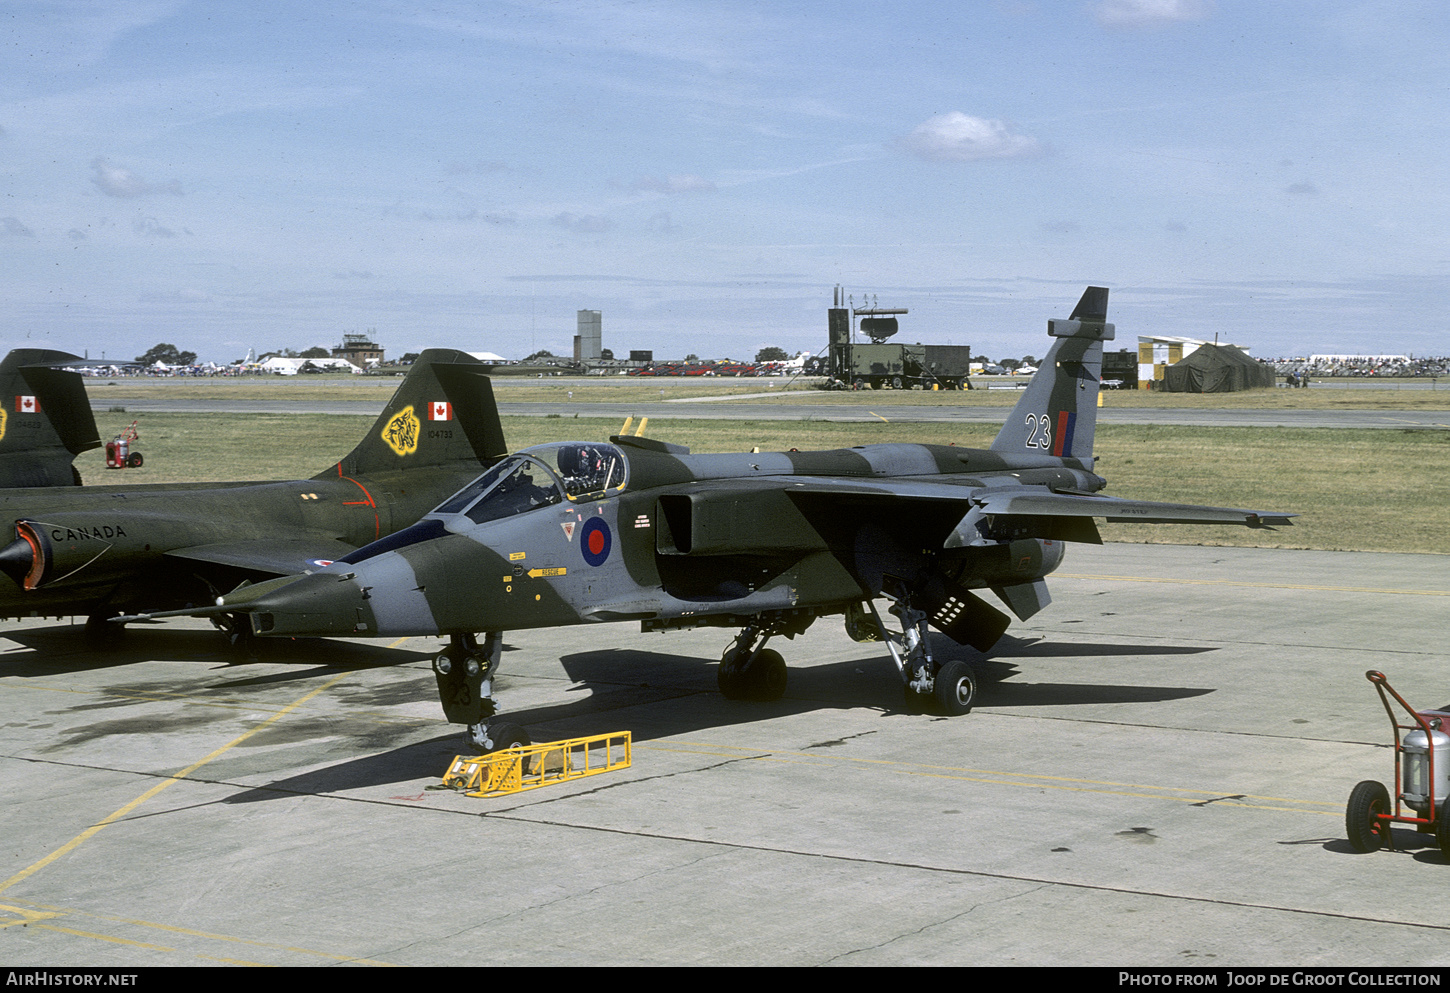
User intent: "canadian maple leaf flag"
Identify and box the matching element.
[16,396,38,413]
[430,401,452,421]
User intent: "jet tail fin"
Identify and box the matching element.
[990,286,1114,462]
[0,349,102,487]
[319,349,507,479]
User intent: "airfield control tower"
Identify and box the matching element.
[825,286,972,390]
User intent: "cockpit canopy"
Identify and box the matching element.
[336,442,628,566]
[433,442,627,526]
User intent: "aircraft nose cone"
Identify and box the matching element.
[224,571,376,638]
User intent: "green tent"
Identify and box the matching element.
[1161,344,1277,393]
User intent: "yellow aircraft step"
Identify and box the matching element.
[441,731,632,797]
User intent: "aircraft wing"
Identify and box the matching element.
[164,538,361,576]
[971,487,1296,527]
[730,475,1292,526]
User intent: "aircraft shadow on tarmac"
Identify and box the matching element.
[0,622,433,679]
[220,635,1217,803]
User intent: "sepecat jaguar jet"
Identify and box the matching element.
[139,288,1295,749]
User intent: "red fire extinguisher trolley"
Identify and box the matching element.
[1346,670,1450,857]
[104,421,143,469]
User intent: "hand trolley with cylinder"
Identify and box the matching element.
[104,421,143,469]
[1346,670,1450,857]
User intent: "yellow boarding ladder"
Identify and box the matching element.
[442,731,632,797]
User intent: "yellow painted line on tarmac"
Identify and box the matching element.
[0,903,60,927]
[6,898,396,966]
[646,740,1338,815]
[1057,573,1450,597]
[0,640,419,964]
[0,672,352,899]
[32,923,176,951]
[868,411,889,422]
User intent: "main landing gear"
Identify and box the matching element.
[866,595,978,716]
[718,623,788,702]
[432,631,531,752]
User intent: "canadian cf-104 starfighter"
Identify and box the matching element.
[143,289,1295,749]
[0,349,506,644]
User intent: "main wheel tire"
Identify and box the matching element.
[485,722,530,752]
[933,660,977,716]
[743,648,787,701]
[891,376,903,390]
[1346,780,1391,852]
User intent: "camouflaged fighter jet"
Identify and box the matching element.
[0,349,103,488]
[144,288,1294,749]
[0,349,506,644]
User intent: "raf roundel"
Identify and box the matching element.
[580,517,611,567]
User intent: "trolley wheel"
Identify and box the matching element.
[127,452,143,468]
[933,660,977,716]
[891,376,903,390]
[1346,780,1391,852]
[1436,798,1450,862]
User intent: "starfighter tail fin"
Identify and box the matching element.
[0,349,101,487]
[319,349,507,479]
[990,287,1113,463]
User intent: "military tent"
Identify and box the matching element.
[1161,344,1277,393]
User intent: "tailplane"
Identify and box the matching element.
[990,286,1113,463]
[320,349,507,479]
[0,349,102,487]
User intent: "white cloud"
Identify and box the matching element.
[1093,0,1210,29]
[901,113,1041,162]
[1,217,35,237]
[91,158,182,198]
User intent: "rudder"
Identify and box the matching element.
[0,349,101,487]
[990,287,1114,462]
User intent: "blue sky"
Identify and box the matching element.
[2,1,1446,364]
